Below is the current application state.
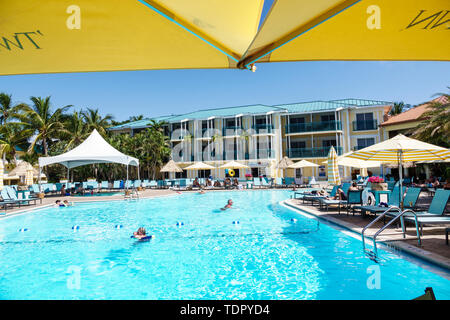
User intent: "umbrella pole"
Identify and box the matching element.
[398,150,406,238]
[126,165,129,190]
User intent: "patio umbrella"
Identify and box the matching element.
[184,162,215,170]
[360,167,368,177]
[327,147,341,186]
[25,165,34,186]
[219,161,249,169]
[277,156,294,177]
[238,0,449,69]
[0,160,3,190]
[160,160,183,173]
[348,134,450,208]
[288,159,319,169]
[1,1,265,75]
[321,152,381,168]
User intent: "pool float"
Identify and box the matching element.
[131,235,153,241]
[228,169,235,177]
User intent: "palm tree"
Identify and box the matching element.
[389,102,409,116]
[82,108,113,136]
[0,93,27,125]
[61,111,88,151]
[412,90,450,148]
[0,123,34,165]
[18,96,72,156]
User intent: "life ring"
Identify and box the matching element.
[229,169,235,177]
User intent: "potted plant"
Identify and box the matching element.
[245,173,253,181]
[368,176,387,190]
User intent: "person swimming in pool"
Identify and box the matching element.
[133,227,147,240]
[63,200,73,207]
[54,200,65,207]
[221,199,233,211]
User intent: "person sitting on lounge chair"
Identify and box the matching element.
[214,180,222,188]
[224,178,232,189]
[193,178,201,188]
[205,178,212,187]
[232,178,239,188]
[328,187,348,201]
[349,182,358,191]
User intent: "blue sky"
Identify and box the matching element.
[0,0,448,121]
[1,61,448,122]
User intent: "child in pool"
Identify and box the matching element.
[133,227,147,240]
[220,199,233,211]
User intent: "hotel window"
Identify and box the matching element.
[320,114,335,122]
[322,140,337,148]
[289,116,305,124]
[355,113,375,130]
[225,118,236,127]
[291,141,306,149]
[357,138,375,150]
[254,116,267,125]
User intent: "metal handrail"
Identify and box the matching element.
[361,206,401,253]
[362,206,422,258]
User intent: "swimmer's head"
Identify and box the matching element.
[137,227,146,235]
[55,200,61,204]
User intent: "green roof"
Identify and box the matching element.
[166,104,285,122]
[330,98,393,107]
[109,98,393,131]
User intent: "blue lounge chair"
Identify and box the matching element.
[261,178,270,188]
[113,180,122,189]
[148,180,157,188]
[354,185,404,216]
[2,186,37,207]
[101,181,109,190]
[253,178,261,189]
[403,189,450,232]
[318,183,352,211]
[133,180,141,188]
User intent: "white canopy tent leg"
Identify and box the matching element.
[126,164,129,189]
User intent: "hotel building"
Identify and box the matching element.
[109,99,393,180]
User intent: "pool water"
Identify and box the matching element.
[73,192,121,197]
[0,190,449,300]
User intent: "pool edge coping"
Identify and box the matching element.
[281,200,450,273]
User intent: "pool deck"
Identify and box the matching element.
[2,187,449,271]
[283,198,450,271]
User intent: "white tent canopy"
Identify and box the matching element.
[38,129,139,169]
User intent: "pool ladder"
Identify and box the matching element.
[124,188,140,200]
[362,206,421,259]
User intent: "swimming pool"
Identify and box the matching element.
[0,190,449,300]
[73,192,121,197]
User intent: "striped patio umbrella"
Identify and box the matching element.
[327,146,341,186]
[25,165,34,186]
[360,167,368,177]
[348,134,450,208]
[0,160,3,190]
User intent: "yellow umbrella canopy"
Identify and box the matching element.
[219,161,249,169]
[321,152,381,168]
[0,161,4,190]
[348,134,450,207]
[289,159,319,169]
[347,134,450,163]
[327,147,341,186]
[0,0,264,75]
[184,162,215,170]
[239,0,449,68]
[160,160,183,173]
[25,166,34,186]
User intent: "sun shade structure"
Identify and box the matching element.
[160,160,183,173]
[277,156,294,169]
[321,152,381,168]
[39,130,139,169]
[184,162,215,170]
[219,161,249,169]
[327,147,341,186]
[7,161,38,177]
[0,0,264,75]
[2,1,448,76]
[348,134,450,207]
[239,0,450,68]
[289,160,319,169]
